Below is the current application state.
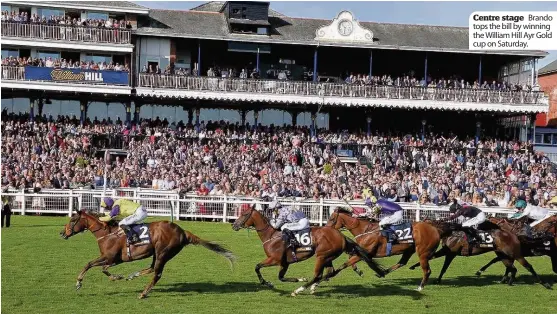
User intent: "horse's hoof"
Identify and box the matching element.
[290,292,297,297]
[75,281,82,291]
[475,271,483,276]
[262,281,274,288]
[127,273,138,281]
[298,277,308,282]
[409,266,416,270]
[309,289,316,295]
[500,277,509,284]
[542,282,552,290]
[435,279,442,285]
[138,293,147,299]
[416,286,424,292]
[375,273,385,278]
[110,275,124,281]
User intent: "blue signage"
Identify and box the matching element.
[336,149,354,157]
[24,66,129,85]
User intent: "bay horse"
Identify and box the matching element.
[60,210,236,299]
[475,215,557,279]
[407,219,552,289]
[231,207,386,296]
[325,208,454,291]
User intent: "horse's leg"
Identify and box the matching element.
[127,255,156,281]
[278,262,307,283]
[323,261,335,281]
[476,256,502,276]
[75,256,108,290]
[384,250,414,275]
[551,254,557,275]
[255,257,280,288]
[139,247,183,299]
[409,247,449,270]
[101,263,124,281]
[351,262,364,277]
[497,255,517,285]
[416,252,432,291]
[436,252,457,284]
[291,256,330,297]
[515,256,552,289]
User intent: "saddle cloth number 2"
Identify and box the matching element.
[139,226,149,240]
[394,228,412,240]
[294,232,311,246]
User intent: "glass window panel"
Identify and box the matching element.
[552,134,557,145]
[84,54,112,64]
[1,49,19,59]
[543,134,552,144]
[87,12,108,21]
[535,134,543,144]
[38,51,61,60]
[37,8,65,18]
[1,5,11,12]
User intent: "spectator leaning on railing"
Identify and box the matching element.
[1,56,130,72]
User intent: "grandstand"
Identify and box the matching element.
[1,1,556,216]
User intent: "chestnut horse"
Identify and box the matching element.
[407,219,552,289]
[231,208,386,296]
[60,210,236,299]
[325,208,454,291]
[475,215,557,279]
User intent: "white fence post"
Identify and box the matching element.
[319,197,324,226]
[68,190,74,217]
[21,192,26,216]
[415,206,421,222]
[222,195,228,223]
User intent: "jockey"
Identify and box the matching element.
[442,200,485,242]
[511,199,553,239]
[269,200,309,247]
[365,198,404,243]
[99,197,148,244]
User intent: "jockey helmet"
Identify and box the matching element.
[449,199,461,213]
[100,197,114,208]
[515,199,527,209]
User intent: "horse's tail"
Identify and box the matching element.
[184,230,237,270]
[343,236,386,278]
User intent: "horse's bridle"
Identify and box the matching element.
[328,210,360,231]
[236,208,272,233]
[66,214,104,237]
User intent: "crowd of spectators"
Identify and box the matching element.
[1,11,133,29]
[344,72,536,93]
[2,109,556,211]
[2,56,130,72]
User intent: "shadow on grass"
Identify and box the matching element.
[305,284,424,300]
[387,274,555,288]
[154,281,265,294]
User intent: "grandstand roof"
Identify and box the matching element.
[136,4,546,57]
[539,59,557,76]
[3,1,149,14]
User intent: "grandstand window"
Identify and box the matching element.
[84,53,112,64]
[544,134,552,144]
[37,8,64,18]
[257,27,268,35]
[552,135,557,145]
[509,63,519,74]
[37,50,61,60]
[87,12,109,21]
[501,66,508,76]
[1,5,10,12]
[535,134,543,144]
[1,49,18,59]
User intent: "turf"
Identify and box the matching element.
[1,216,555,314]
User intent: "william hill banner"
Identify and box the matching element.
[24,66,129,85]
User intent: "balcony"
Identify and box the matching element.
[1,22,133,52]
[136,74,548,112]
[1,65,131,95]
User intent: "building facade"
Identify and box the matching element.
[1,1,550,139]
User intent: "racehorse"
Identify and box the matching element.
[325,208,454,291]
[231,207,386,296]
[60,210,236,299]
[407,218,552,289]
[475,215,557,279]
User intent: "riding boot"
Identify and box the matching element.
[121,225,139,244]
[466,227,483,243]
[282,229,297,248]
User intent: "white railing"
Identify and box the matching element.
[137,74,547,105]
[1,65,24,80]
[1,22,132,44]
[3,188,555,225]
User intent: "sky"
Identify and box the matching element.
[135,0,557,69]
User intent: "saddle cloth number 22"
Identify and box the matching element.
[394,228,412,240]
